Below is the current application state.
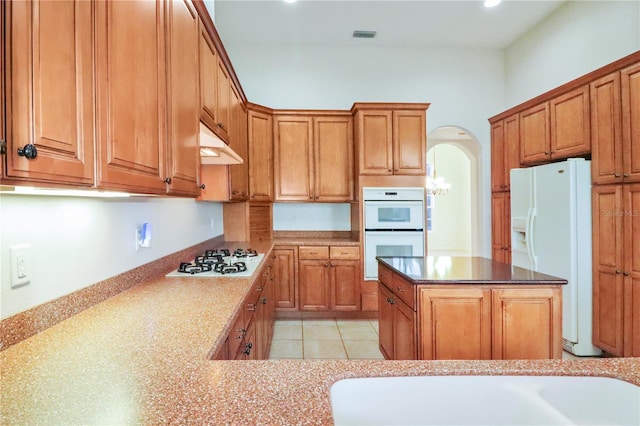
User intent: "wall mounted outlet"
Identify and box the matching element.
[10,244,31,288]
[135,223,152,251]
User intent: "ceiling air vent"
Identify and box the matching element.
[353,30,377,39]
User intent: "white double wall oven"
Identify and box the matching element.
[363,187,426,280]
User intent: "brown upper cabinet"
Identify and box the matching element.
[5,0,95,186]
[95,0,169,194]
[228,87,249,201]
[165,0,201,196]
[199,20,218,133]
[273,113,354,202]
[591,63,640,185]
[248,106,274,202]
[520,85,591,165]
[198,18,233,144]
[353,104,429,176]
[490,113,520,192]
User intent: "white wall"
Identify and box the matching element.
[0,196,223,318]
[505,0,640,107]
[273,203,351,231]
[224,43,505,251]
[427,145,472,255]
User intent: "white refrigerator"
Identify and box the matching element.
[510,158,602,356]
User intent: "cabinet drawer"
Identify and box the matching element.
[330,246,360,260]
[378,264,393,287]
[299,246,329,260]
[392,273,416,310]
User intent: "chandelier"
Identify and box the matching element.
[426,145,451,196]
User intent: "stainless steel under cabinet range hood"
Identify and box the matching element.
[199,122,243,165]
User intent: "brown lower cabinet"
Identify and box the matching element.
[379,265,563,360]
[298,246,361,312]
[215,260,275,360]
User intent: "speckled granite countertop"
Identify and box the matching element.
[1,241,639,424]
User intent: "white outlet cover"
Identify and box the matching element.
[10,244,31,288]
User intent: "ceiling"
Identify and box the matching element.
[213,0,566,49]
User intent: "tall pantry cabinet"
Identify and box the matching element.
[591,62,640,357]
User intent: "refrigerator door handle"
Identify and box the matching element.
[526,208,537,269]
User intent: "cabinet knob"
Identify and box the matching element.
[251,194,256,199]
[544,151,550,155]
[164,177,172,184]
[246,303,256,311]
[615,173,621,178]
[262,297,267,304]
[0,139,6,155]
[615,270,622,275]
[17,144,38,159]
[200,184,206,190]
[243,342,253,355]
[388,169,392,172]
[623,272,630,277]
[388,298,395,305]
[623,173,629,178]
[396,286,405,292]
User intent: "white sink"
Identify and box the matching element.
[330,375,640,425]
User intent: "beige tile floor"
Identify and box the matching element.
[268,319,384,360]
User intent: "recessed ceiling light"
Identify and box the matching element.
[484,0,501,7]
[283,0,298,3]
[353,30,377,39]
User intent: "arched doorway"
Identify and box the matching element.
[426,126,481,256]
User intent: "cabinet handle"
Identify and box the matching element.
[309,195,313,199]
[388,169,392,172]
[623,173,629,178]
[615,270,622,274]
[623,272,630,277]
[388,298,395,305]
[262,297,267,304]
[396,286,405,292]
[17,144,38,159]
[544,151,550,155]
[236,328,246,338]
[614,173,621,178]
[394,168,399,172]
[246,303,256,311]
[164,177,172,184]
[324,262,330,267]
[217,122,226,131]
[315,196,319,200]
[200,184,206,190]
[0,139,6,155]
[243,342,253,355]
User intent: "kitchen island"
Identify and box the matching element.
[1,248,639,425]
[377,256,567,360]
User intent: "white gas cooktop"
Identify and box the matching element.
[166,251,265,278]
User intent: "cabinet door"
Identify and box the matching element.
[519,102,550,165]
[490,120,505,191]
[504,114,520,190]
[621,62,640,183]
[314,116,354,201]
[229,88,249,201]
[591,72,623,185]
[491,192,510,263]
[329,260,360,311]
[95,0,167,193]
[199,22,217,132]
[492,287,562,359]
[378,283,394,360]
[215,58,230,141]
[623,184,640,356]
[392,110,426,175]
[393,296,417,360]
[273,116,313,201]
[166,0,199,196]
[550,85,591,159]
[273,248,297,310]
[418,287,491,360]
[248,109,273,201]
[299,260,329,311]
[357,111,393,175]
[6,0,94,185]
[592,185,625,356]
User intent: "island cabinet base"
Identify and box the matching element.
[378,259,564,361]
